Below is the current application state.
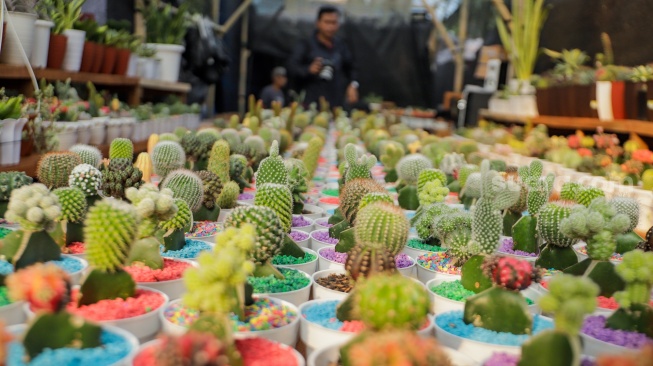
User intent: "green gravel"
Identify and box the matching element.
[321,189,339,197]
[407,238,446,252]
[0,228,13,239]
[272,252,317,265]
[430,280,534,304]
[0,286,12,307]
[248,267,311,293]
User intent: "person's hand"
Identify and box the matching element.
[309,58,323,75]
[346,84,359,104]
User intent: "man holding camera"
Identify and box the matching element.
[288,5,359,108]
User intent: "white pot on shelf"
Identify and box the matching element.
[61,29,86,72]
[127,53,139,77]
[0,12,37,65]
[596,81,614,121]
[105,119,123,143]
[0,118,27,166]
[89,117,108,145]
[75,120,92,145]
[53,122,79,151]
[120,117,135,138]
[148,43,185,82]
[29,20,54,68]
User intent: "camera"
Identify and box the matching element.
[319,59,334,81]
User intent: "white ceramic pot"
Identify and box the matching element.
[255,269,312,307]
[186,114,200,130]
[401,243,431,261]
[276,248,318,276]
[106,119,123,143]
[63,254,88,286]
[299,300,355,357]
[596,81,614,121]
[290,230,311,248]
[317,247,345,272]
[435,321,521,363]
[75,120,92,145]
[311,269,348,301]
[310,229,338,252]
[302,205,325,220]
[62,29,86,72]
[397,259,416,278]
[0,12,37,64]
[120,117,135,138]
[8,323,139,366]
[0,301,26,326]
[30,20,54,68]
[0,118,27,166]
[137,258,197,301]
[90,117,108,145]
[291,216,315,233]
[581,332,639,358]
[316,201,338,215]
[149,43,185,82]
[416,261,461,284]
[217,208,232,223]
[127,53,138,77]
[53,122,79,151]
[314,218,333,230]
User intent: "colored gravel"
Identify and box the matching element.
[66,289,166,321]
[319,248,414,269]
[575,244,622,261]
[185,221,219,238]
[65,242,86,254]
[272,251,316,265]
[0,227,13,239]
[430,280,534,304]
[160,239,212,259]
[0,256,84,276]
[484,353,595,366]
[237,338,299,366]
[291,216,312,227]
[238,193,255,200]
[8,329,133,366]
[498,237,538,257]
[435,311,553,346]
[582,315,653,348]
[124,258,192,282]
[314,219,333,228]
[321,189,339,197]
[315,274,352,293]
[0,286,11,307]
[289,230,309,242]
[311,230,339,244]
[319,197,340,205]
[539,268,561,278]
[406,238,445,252]
[248,267,310,293]
[417,252,461,275]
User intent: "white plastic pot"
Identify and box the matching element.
[0,118,27,166]
[276,248,318,276]
[290,230,311,248]
[149,43,185,82]
[106,119,123,143]
[416,261,460,284]
[299,300,355,357]
[63,254,88,286]
[435,321,521,363]
[581,332,639,358]
[310,229,337,252]
[120,117,135,138]
[0,12,37,64]
[302,204,325,220]
[596,81,614,121]
[53,122,79,151]
[255,269,312,307]
[127,53,138,77]
[0,301,26,326]
[317,247,344,271]
[30,20,54,68]
[397,259,416,278]
[311,269,348,301]
[217,208,232,223]
[401,244,431,261]
[137,259,197,301]
[89,117,108,145]
[291,216,315,233]
[62,29,86,72]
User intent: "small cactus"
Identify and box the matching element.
[354,202,409,256]
[70,144,102,168]
[53,187,87,224]
[396,154,433,186]
[197,171,223,210]
[559,182,583,201]
[207,140,231,184]
[161,199,193,233]
[339,178,386,225]
[611,197,640,232]
[37,152,82,189]
[302,136,323,178]
[216,181,239,209]
[439,153,465,175]
[379,141,405,170]
[5,183,61,232]
[0,171,33,202]
[254,183,293,232]
[229,154,250,191]
[418,179,449,206]
[101,158,144,200]
[255,140,288,185]
[160,169,205,212]
[152,141,186,179]
[417,168,447,194]
[285,159,309,215]
[108,138,134,160]
[344,144,376,182]
[134,152,153,183]
[358,192,394,211]
[576,187,605,207]
[537,202,578,248]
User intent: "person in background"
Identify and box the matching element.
[288,5,359,108]
[260,67,288,108]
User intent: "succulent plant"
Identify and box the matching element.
[108,138,134,160]
[217,181,240,209]
[70,144,102,168]
[207,140,231,184]
[52,186,87,245]
[161,199,193,233]
[101,158,144,200]
[417,168,447,194]
[37,152,83,189]
[559,182,583,201]
[418,179,449,206]
[253,183,293,233]
[152,141,186,179]
[512,160,554,253]
[576,187,605,207]
[379,140,405,170]
[358,192,394,211]
[220,128,242,152]
[5,184,60,232]
[197,170,222,210]
[302,136,324,178]
[611,197,640,232]
[255,140,288,185]
[160,169,205,212]
[159,133,180,143]
[439,153,466,175]
[0,171,33,203]
[229,154,250,192]
[396,154,433,186]
[537,201,578,248]
[343,144,376,182]
[134,152,153,183]
[339,179,386,225]
[354,202,409,256]
[284,159,309,214]
[68,164,102,197]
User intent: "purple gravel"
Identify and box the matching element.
[315,219,333,228]
[394,253,414,268]
[319,248,414,268]
[485,353,595,366]
[581,315,653,348]
[498,237,537,257]
[292,216,312,227]
[312,230,339,244]
[238,193,254,200]
[289,231,309,242]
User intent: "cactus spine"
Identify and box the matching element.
[70,144,102,168]
[160,169,205,212]
[354,202,409,256]
[208,140,231,184]
[37,152,82,189]
[302,136,323,179]
[152,141,186,179]
[344,143,376,182]
[217,181,239,209]
[108,138,134,160]
[254,183,293,232]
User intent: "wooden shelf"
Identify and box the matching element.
[139,79,191,93]
[479,109,653,138]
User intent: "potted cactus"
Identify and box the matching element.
[379,140,405,182]
[36,151,82,189]
[151,140,186,180]
[395,154,433,210]
[64,163,103,254]
[533,201,580,271]
[0,171,32,219]
[180,130,218,171]
[70,144,103,168]
[192,170,222,222]
[51,186,87,246]
[302,136,324,179]
[285,158,309,215]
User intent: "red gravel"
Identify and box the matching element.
[65,242,86,254]
[66,289,166,321]
[124,258,191,282]
[319,197,340,205]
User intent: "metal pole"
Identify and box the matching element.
[205,0,221,117]
[237,9,250,115]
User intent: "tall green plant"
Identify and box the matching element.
[47,0,86,34]
[140,0,189,45]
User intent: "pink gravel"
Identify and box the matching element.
[124,258,192,282]
[66,289,166,321]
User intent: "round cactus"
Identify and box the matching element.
[101,159,144,200]
[345,244,396,281]
[160,199,192,232]
[538,201,578,248]
[354,202,409,256]
[396,154,433,185]
[0,172,33,201]
[160,169,204,212]
[152,141,186,178]
[197,171,222,209]
[560,182,583,201]
[53,187,87,223]
[70,144,102,168]
[358,192,394,211]
[84,198,138,272]
[180,132,202,162]
[339,178,386,225]
[611,197,640,232]
[356,274,430,331]
[539,274,599,335]
[217,181,239,209]
[5,184,61,232]
[109,138,134,160]
[37,152,82,189]
[417,168,447,194]
[244,135,267,157]
[418,179,449,206]
[159,133,180,143]
[256,141,288,186]
[439,153,466,175]
[432,209,471,241]
[224,206,285,264]
[344,144,376,182]
[207,140,231,184]
[577,187,605,207]
[254,183,293,232]
[68,164,102,197]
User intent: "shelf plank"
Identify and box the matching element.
[139,79,191,93]
[0,65,139,87]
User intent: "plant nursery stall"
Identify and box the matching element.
[0,0,652,366]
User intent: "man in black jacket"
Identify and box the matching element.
[288,5,359,108]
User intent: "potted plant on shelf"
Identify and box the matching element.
[627,65,653,121]
[593,33,632,121]
[0,89,27,166]
[0,0,37,65]
[135,43,158,79]
[140,0,189,82]
[99,28,121,74]
[31,2,55,68]
[73,17,103,73]
[47,0,86,72]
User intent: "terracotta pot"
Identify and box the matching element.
[535,88,552,116]
[46,33,67,70]
[624,81,648,121]
[91,43,104,73]
[101,46,118,74]
[611,81,626,120]
[79,41,95,73]
[113,48,131,75]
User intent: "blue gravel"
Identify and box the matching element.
[0,257,84,276]
[7,329,132,366]
[160,239,211,259]
[435,311,553,346]
[301,300,344,330]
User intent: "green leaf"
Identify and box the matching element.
[334,227,356,253]
[78,269,136,306]
[24,313,101,359]
[398,186,419,210]
[280,234,305,258]
[15,231,61,270]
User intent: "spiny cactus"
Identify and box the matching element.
[68,164,102,197]
[358,192,394,211]
[379,141,405,170]
[217,181,239,209]
[37,152,82,189]
[0,171,33,201]
[345,243,397,282]
[152,141,186,179]
[255,140,287,185]
[197,171,222,210]
[577,187,605,207]
[108,138,134,160]
[254,183,293,232]
[418,179,449,206]
[53,187,87,224]
[134,152,153,183]
[224,206,285,265]
[285,158,308,214]
[5,184,61,232]
[207,140,231,184]
[229,154,250,192]
[559,182,583,201]
[243,135,267,156]
[302,136,324,178]
[101,158,144,200]
[432,209,471,242]
[354,202,409,256]
[458,164,480,189]
[439,153,465,175]
[159,133,180,143]
[611,197,640,232]
[220,129,241,152]
[417,169,447,194]
[339,178,387,225]
[160,169,204,212]
[70,144,102,168]
[161,199,193,233]
[537,202,578,248]
[344,144,376,182]
[396,154,433,186]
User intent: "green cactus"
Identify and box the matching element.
[432,209,471,243]
[396,154,433,186]
[160,169,204,212]
[220,129,242,152]
[512,161,554,253]
[344,242,397,281]
[302,136,324,179]
[217,181,239,209]
[109,138,134,160]
[152,141,186,179]
[559,182,583,201]
[344,144,376,182]
[284,159,308,214]
[101,158,144,200]
[0,171,33,218]
[354,202,409,256]
[254,183,293,232]
[208,140,231,184]
[417,179,449,207]
[228,114,240,128]
[70,144,102,168]
[37,152,83,189]
[611,197,640,232]
[358,192,394,211]
[503,181,527,236]
[194,170,222,221]
[576,187,605,207]
[229,154,250,192]
[339,178,386,225]
[380,140,405,182]
[159,133,180,142]
[535,201,580,271]
[53,187,87,245]
[243,135,267,156]
[439,152,466,175]
[174,127,189,139]
[161,198,193,251]
[417,168,447,194]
